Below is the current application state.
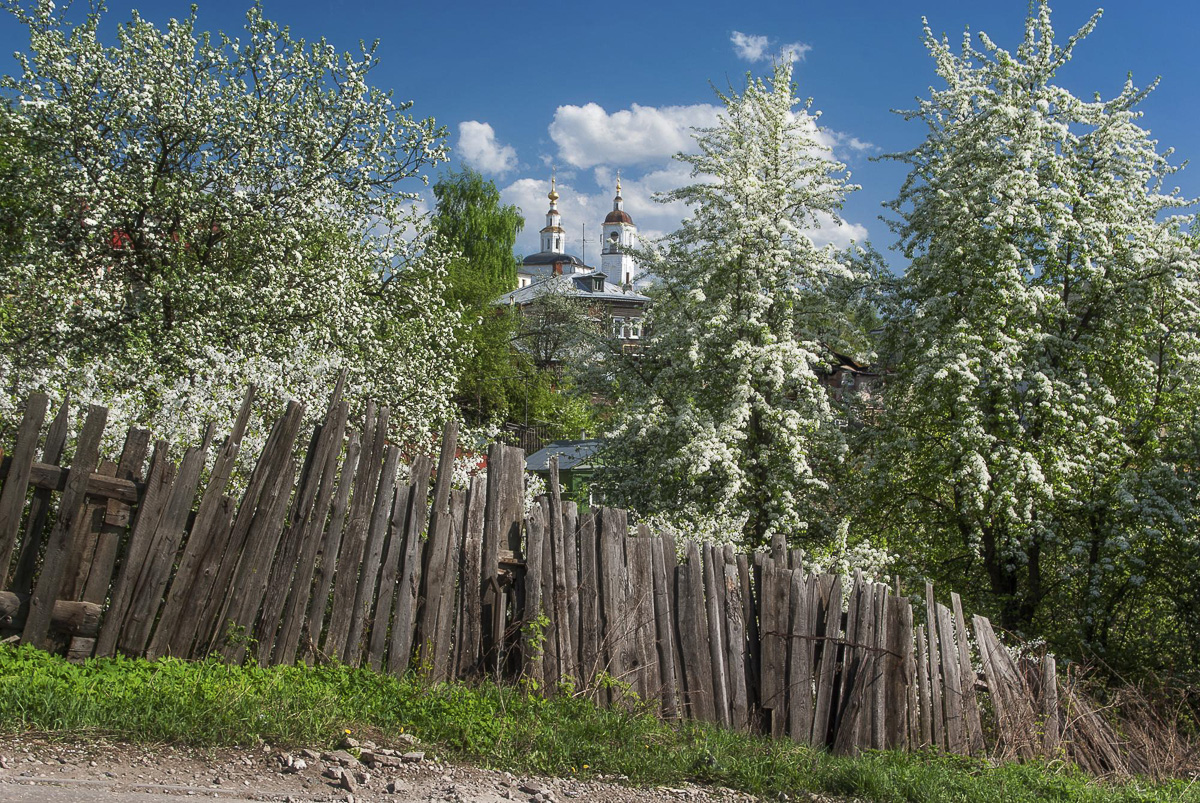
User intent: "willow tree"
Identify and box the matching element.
[871,3,1200,668]
[604,62,867,549]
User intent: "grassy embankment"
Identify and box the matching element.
[0,644,1193,803]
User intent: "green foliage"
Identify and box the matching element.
[433,168,524,304]
[0,645,1194,802]
[428,169,600,434]
[865,1,1200,679]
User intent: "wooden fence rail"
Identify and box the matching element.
[0,387,1146,774]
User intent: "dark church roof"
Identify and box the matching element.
[522,250,586,267]
[604,209,634,224]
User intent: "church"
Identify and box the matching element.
[499,175,649,345]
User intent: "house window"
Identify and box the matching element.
[612,316,624,338]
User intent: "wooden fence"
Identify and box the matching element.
[0,384,1146,774]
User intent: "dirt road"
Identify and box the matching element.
[0,734,801,803]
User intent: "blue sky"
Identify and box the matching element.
[1,0,1196,265]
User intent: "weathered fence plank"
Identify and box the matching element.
[651,535,680,718]
[415,420,461,675]
[259,389,348,664]
[148,389,254,658]
[22,404,106,649]
[562,500,581,683]
[95,443,174,657]
[326,403,388,662]
[725,552,749,730]
[219,456,299,664]
[951,592,985,755]
[11,397,71,595]
[786,569,814,743]
[936,601,967,754]
[201,401,304,659]
[577,511,601,689]
[366,474,416,672]
[810,574,842,747]
[454,473,487,678]
[522,502,546,685]
[0,393,49,587]
[884,593,913,750]
[924,582,946,750]
[598,508,628,698]
[272,400,350,666]
[677,541,714,722]
[345,443,402,668]
[481,443,522,668]
[304,431,361,662]
[546,459,575,685]
[703,543,730,728]
[387,454,432,676]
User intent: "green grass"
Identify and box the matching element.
[0,644,1194,802]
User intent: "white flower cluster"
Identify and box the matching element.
[0,1,463,455]
[601,61,868,550]
[870,2,1200,648]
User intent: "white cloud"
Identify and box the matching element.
[779,41,812,63]
[731,30,811,64]
[731,31,769,62]
[456,121,517,175]
[499,100,870,258]
[549,102,721,169]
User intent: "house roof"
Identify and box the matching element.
[526,439,604,472]
[521,250,586,267]
[498,271,650,306]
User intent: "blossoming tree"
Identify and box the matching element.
[870,2,1200,666]
[0,1,462,450]
[603,62,868,549]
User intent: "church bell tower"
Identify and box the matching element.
[601,173,637,286]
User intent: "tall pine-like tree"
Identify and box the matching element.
[604,62,867,549]
[870,3,1200,670]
